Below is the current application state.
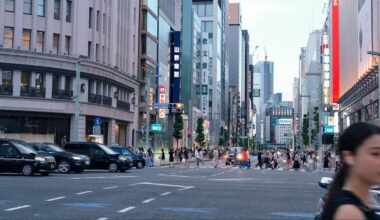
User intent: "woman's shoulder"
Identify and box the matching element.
[334,204,365,220]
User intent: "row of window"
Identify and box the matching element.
[4,27,71,55]
[5,0,72,22]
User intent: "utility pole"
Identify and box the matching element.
[74,55,88,142]
[145,75,151,151]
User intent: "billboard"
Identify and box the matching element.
[358,0,374,78]
[170,31,181,103]
[332,0,340,102]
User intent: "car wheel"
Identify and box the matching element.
[108,163,118,172]
[40,172,50,176]
[136,161,144,169]
[58,160,71,173]
[21,164,34,176]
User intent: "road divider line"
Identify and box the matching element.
[118,206,135,213]
[178,186,194,191]
[46,196,66,202]
[97,218,108,220]
[5,205,31,211]
[103,186,119,190]
[142,198,155,203]
[76,191,92,195]
[160,192,171,196]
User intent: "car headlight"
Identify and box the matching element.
[35,156,46,163]
[126,156,133,162]
[118,156,127,161]
[72,156,82,160]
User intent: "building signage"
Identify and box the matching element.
[94,117,102,126]
[201,85,208,95]
[159,86,166,119]
[324,125,334,134]
[332,0,340,102]
[170,31,181,103]
[151,124,162,132]
[322,32,331,105]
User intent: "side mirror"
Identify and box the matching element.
[319,177,333,189]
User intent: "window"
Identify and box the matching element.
[5,0,15,12]
[21,71,31,88]
[95,44,99,61]
[22,29,31,50]
[2,70,12,86]
[201,21,213,33]
[53,34,59,54]
[102,46,105,62]
[36,31,44,52]
[54,0,61,19]
[65,36,70,55]
[65,76,72,91]
[52,74,59,92]
[145,0,158,16]
[89,7,93,28]
[38,0,45,16]
[88,41,92,58]
[66,0,72,22]
[24,0,32,14]
[103,13,106,34]
[145,12,158,37]
[205,3,213,16]
[35,73,44,90]
[96,10,100,31]
[3,27,14,48]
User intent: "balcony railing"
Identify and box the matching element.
[102,96,112,106]
[0,84,13,96]
[117,100,131,111]
[20,86,45,98]
[88,93,102,104]
[52,89,73,100]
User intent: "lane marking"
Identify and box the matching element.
[142,198,155,203]
[178,186,194,191]
[46,196,66,202]
[118,206,135,213]
[130,182,194,189]
[76,191,92,195]
[208,178,258,181]
[5,205,31,211]
[71,176,137,180]
[97,218,108,220]
[103,186,119,190]
[158,174,200,178]
[160,192,172,196]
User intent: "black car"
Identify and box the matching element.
[63,142,132,172]
[28,142,90,173]
[110,146,145,169]
[0,139,56,176]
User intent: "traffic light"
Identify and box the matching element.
[168,103,183,114]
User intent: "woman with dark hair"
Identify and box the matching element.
[321,122,380,220]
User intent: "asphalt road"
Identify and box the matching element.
[0,161,333,220]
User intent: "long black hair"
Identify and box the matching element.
[321,122,380,219]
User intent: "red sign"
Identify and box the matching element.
[332,0,340,102]
[159,86,165,95]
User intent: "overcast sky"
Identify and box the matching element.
[230,0,328,101]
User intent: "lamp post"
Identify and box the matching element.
[73,55,88,142]
[367,51,380,125]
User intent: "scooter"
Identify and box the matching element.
[314,177,380,220]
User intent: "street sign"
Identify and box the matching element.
[151,124,162,132]
[324,125,334,134]
[159,109,165,119]
[94,117,102,126]
[154,103,169,109]
[92,125,101,135]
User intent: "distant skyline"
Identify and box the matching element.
[230,0,327,101]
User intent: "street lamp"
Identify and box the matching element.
[367,51,380,125]
[73,55,88,142]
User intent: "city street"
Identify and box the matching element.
[0,161,332,220]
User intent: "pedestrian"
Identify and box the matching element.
[169,148,174,168]
[256,150,263,169]
[195,147,201,168]
[285,150,291,170]
[321,122,380,220]
[184,148,189,167]
[159,148,165,166]
[312,152,318,171]
[213,146,220,168]
[293,152,301,170]
[324,151,330,171]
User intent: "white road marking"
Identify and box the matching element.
[71,176,137,180]
[76,191,92,195]
[209,178,258,181]
[158,174,200,178]
[5,205,31,211]
[160,192,172,196]
[46,196,66,202]
[118,206,135,213]
[97,218,108,220]
[130,182,194,189]
[178,186,194,191]
[103,186,119,190]
[142,198,155,203]
[111,176,138,179]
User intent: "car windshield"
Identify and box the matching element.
[11,141,37,155]
[98,144,118,155]
[45,144,65,152]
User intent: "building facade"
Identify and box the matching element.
[0,0,140,146]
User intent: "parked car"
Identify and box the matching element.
[110,146,145,169]
[0,138,56,176]
[63,142,132,172]
[28,142,90,173]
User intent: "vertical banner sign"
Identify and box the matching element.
[332,0,340,103]
[322,32,331,105]
[170,31,181,103]
[159,86,166,119]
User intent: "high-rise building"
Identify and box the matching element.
[273,93,282,107]
[0,0,140,146]
[192,0,228,146]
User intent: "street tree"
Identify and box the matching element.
[195,117,206,147]
[302,113,310,146]
[172,113,184,148]
[311,106,319,145]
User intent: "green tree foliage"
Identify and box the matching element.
[173,113,184,148]
[302,113,310,146]
[195,117,205,147]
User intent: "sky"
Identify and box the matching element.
[230,0,328,101]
